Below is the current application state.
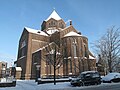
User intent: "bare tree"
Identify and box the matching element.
[93,26,120,73]
[42,42,64,85]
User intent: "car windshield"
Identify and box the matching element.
[79,72,100,78]
[92,72,100,78]
[78,73,87,79]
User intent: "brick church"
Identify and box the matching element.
[16,10,96,79]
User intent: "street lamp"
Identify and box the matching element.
[36,65,40,81]
[69,72,72,81]
[34,63,40,82]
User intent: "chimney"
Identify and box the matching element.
[70,20,72,25]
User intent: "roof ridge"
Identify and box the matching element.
[24,27,49,36]
[45,10,61,21]
[64,31,82,37]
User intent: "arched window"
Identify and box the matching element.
[49,23,50,26]
[59,22,61,27]
[53,22,55,25]
[59,22,64,29]
[21,40,26,48]
[84,44,87,57]
[61,24,64,29]
[73,44,77,57]
[72,39,77,57]
[51,21,53,25]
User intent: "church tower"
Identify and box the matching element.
[41,10,66,31]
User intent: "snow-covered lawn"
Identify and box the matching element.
[0,80,71,90]
[0,80,120,90]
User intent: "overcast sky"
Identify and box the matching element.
[0,0,120,65]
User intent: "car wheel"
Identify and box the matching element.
[94,82,97,85]
[97,81,101,85]
[111,78,120,83]
[78,82,84,86]
[110,80,113,83]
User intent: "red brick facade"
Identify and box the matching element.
[16,10,96,79]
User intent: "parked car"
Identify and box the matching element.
[102,72,120,83]
[70,71,101,86]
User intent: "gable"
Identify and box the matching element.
[60,25,79,38]
[45,10,61,21]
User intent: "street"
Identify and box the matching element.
[63,83,120,90]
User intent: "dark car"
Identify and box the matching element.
[70,71,101,86]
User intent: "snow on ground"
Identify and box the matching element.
[0,80,120,90]
[0,80,71,90]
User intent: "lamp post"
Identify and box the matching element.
[34,63,40,82]
[36,65,40,82]
[69,72,72,81]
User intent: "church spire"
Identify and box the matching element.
[45,10,61,21]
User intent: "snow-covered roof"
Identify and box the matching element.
[81,71,98,74]
[2,68,6,70]
[47,49,61,55]
[15,67,22,71]
[74,57,78,59]
[33,42,56,54]
[18,56,26,60]
[45,10,62,21]
[64,31,82,37]
[46,29,59,35]
[89,55,96,59]
[68,57,71,59]
[33,48,43,54]
[25,27,48,36]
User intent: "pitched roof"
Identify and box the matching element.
[45,10,61,21]
[46,28,59,35]
[64,31,82,37]
[89,55,96,59]
[33,42,56,54]
[24,27,48,36]
[15,67,22,71]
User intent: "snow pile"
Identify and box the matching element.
[0,77,15,83]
